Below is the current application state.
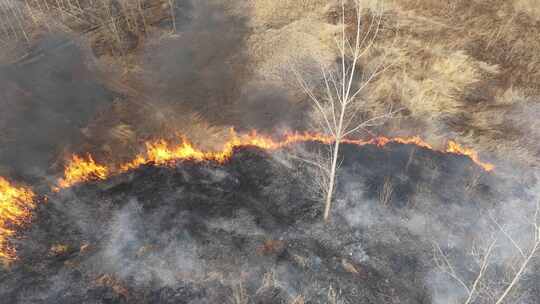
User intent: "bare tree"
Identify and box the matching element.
[432,200,540,304]
[493,200,540,304]
[432,237,498,304]
[167,0,176,32]
[294,0,395,222]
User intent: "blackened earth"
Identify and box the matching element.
[0,142,528,304]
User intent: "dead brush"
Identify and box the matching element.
[229,281,249,304]
[378,177,394,207]
[17,0,179,56]
[327,286,343,304]
[0,0,31,45]
[250,0,328,28]
[363,0,540,164]
[48,244,69,256]
[256,270,277,295]
[465,171,482,194]
[95,274,130,299]
[513,0,540,20]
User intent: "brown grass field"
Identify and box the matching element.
[0,0,539,169]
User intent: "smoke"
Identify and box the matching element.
[4,1,540,302]
[0,34,113,178]
[138,0,307,133]
[98,198,203,287]
[330,144,540,304]
[0,0,314,182]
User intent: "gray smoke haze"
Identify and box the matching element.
[137,0,307,132]
[331,159,540,304]
[0,34,113,178]
[100,198,203,287]
[0,0,310,182]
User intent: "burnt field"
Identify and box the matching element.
[2,141,535,304]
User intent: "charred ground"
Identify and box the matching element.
[1,141,522,304]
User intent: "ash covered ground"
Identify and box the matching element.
[3,142,536,304]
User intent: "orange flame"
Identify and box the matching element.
[57,155,109,189]
[446,141,495,172]
[0,177,36,264]
[57,131,494,189]
[120,131,285,172]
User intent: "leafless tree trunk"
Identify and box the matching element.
[294,0,395,222]
[168,0,176,32]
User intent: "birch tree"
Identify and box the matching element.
[294,0,395,222]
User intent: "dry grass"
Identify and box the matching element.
[248,0,329,29]
[230,281,249,304]
[512,0,540,20]
[0,0,31,43]
[246,9,339,98]
[247,18,338,80]
[387,0,540,88]
[0,0,178,56]
[379,177,394,207]
[2,0,539,167]
[78,99,232,164]
[339,0,540,164]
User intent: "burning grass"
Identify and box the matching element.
[0,176,35,264]
[57,130,495,189]
[57,154,109,189]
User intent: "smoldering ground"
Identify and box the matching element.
[331,152,540,304]
[3,140,532,303]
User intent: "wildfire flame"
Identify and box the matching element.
[446,141,495,172]
[0,132,493,262]
[57,154,109,189]
[0,177,36,264]
[57,131,494,189]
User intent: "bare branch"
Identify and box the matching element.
[494,200,540,304]
[293,0,394,222]
[464,238,497,304]
[490,212,526,258]
[432,242,471,294]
